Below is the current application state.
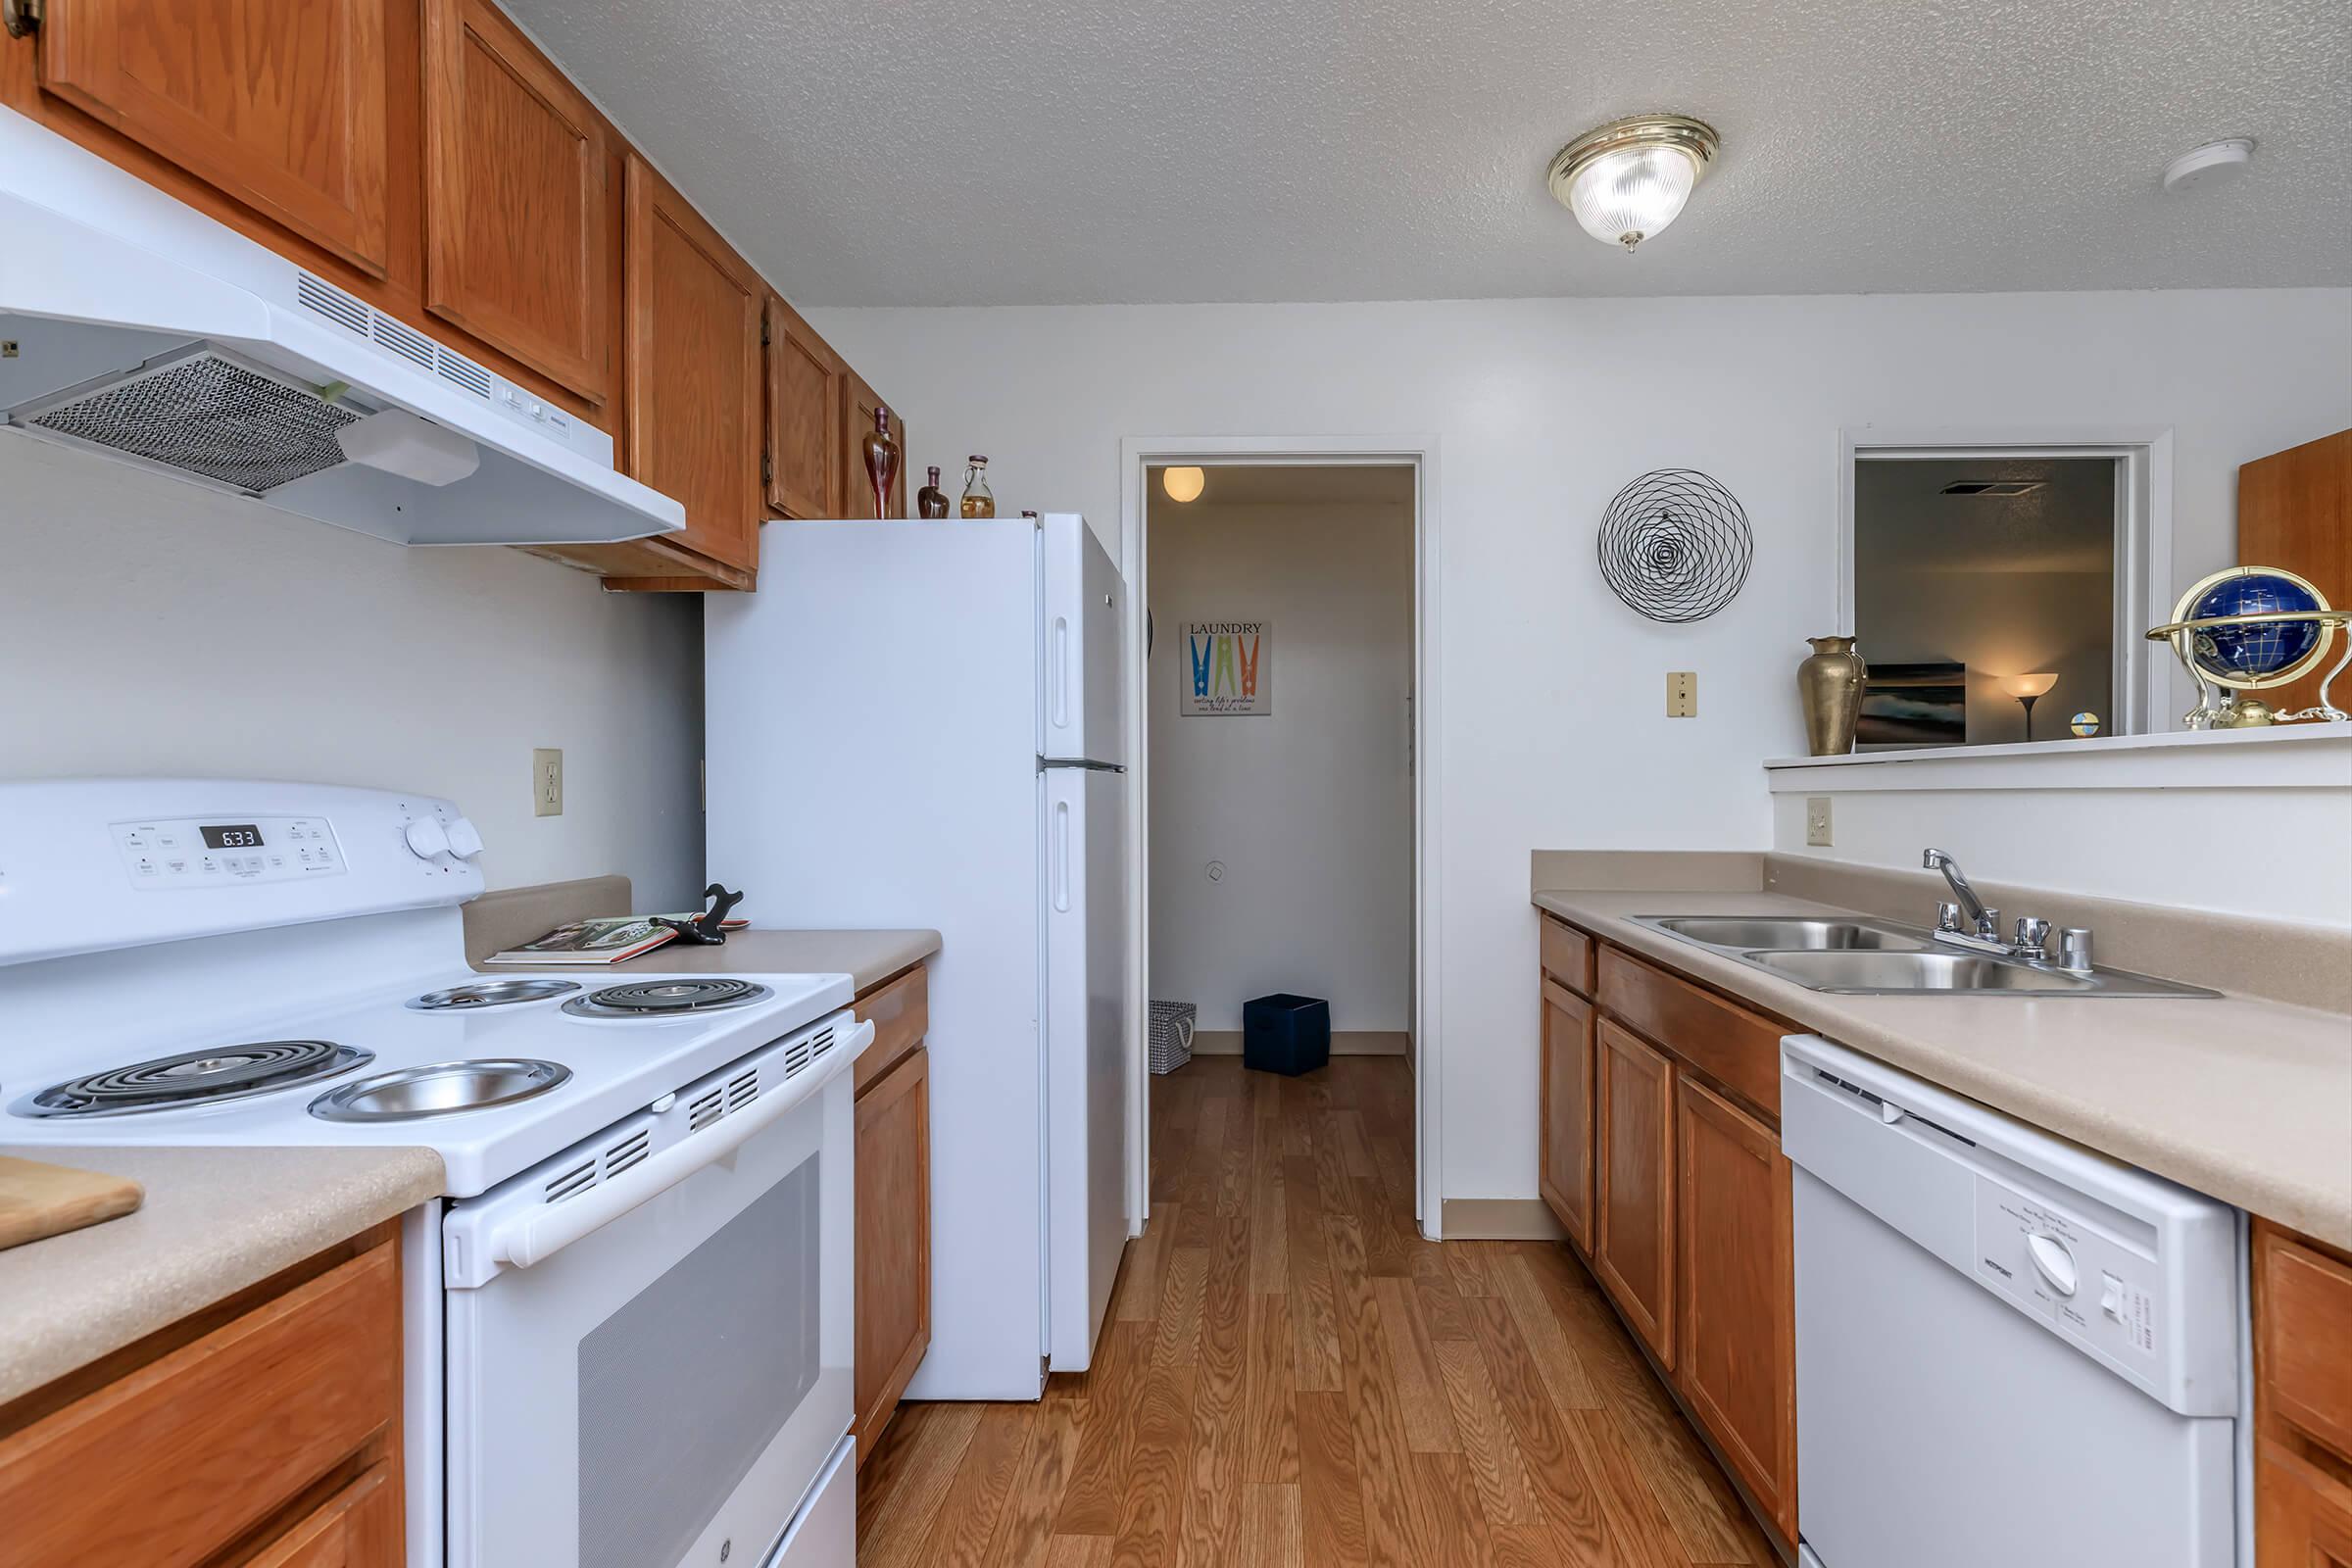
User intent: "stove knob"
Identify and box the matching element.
[444,816,484,859]
[404,817,451,860]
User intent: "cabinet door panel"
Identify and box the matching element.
[840,369,907,519]
[1594,1018,1675,1366]
[422,0,609,402]
[624,153,762,572]
[1677,1073,1797,1544]
[765,296,841,519]
[1539,977,1595,1252]
[40,0,391,274]
[2258,1444,2352,1568]
[854,1046,931,1463]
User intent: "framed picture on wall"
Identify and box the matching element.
[1856,661,1967,748]
[1181,620,1272,715]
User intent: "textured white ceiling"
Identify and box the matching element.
[1857,457,2118,573]
[511,0,2352,306]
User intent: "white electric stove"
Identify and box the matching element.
[0,779,865,1568]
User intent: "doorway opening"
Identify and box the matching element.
[1119,440,1441,1240]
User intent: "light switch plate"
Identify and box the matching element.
[1667,671,1697,717]
[1806,797,1833,847]
[534,749,564,817]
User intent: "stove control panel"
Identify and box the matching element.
[111,814,348,889]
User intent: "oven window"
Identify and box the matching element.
[577,1154,821,1568]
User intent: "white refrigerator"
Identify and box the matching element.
[705,513,1129,1400]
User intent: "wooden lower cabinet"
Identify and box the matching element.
[1594,1016,1676,1367]
[0,1228,403,1568]
[1676,1074,1798,1543]
[2256,1221,2352,1566]
[853,978,932,1464]
[1539,977,1595,1250]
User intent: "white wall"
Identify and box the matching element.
[807,286,2352,1204]
[1148,493,1413,1031]
[0,437,707,906]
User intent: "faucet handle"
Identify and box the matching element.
[1936,901,1963,933]
[2013,916,2053,956]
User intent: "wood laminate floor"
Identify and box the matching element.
[858,1055,1780,1567]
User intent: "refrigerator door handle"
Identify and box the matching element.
[1053,798,1071,911]
[1052,616,1071,729]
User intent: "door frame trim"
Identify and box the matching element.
[1118,435,1446,1240]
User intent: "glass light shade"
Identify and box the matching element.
[1161,466,1205,503]
[1567,145,1699,250]
[2002,673,2059,699]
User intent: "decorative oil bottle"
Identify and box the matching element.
[960,456,995,518]
[916,466,951,518]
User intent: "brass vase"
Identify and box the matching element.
[1798,636,1868,756]
[861,406,901,518]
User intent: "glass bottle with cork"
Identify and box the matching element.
[915,466,950,518]
[960,456,994,518]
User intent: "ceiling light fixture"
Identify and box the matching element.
[1548,115,1720,251]
[1161,466,1205,503]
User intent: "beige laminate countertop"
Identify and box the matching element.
[504,928,941,997]
[0,1144,442,1405]
[1534,888,2352,1250]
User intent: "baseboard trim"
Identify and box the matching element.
[1440,1198,1569,1242]
[1189,1030,1411,1057]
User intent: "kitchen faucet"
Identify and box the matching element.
[1921,848,2093,970]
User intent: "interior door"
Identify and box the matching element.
[36,0,392,274]
[1042,761,1128,1370]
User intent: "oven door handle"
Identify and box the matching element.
[486,1018,875,1273]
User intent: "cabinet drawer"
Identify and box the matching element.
[1540,915,1594,995]
[1597,945,1781,1118]
[2258,1225,2352,1463]
[855,965,930,1096]
[247,1460,398,1568]
[0,1241,399,1568]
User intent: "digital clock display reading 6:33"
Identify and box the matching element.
[201,824,266,849]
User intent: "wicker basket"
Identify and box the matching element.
[1148,1001,1197,1075]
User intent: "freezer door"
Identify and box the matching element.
[1040,513,1124,764]
[1042,762,1129,1369]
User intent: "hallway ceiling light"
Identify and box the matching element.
[1162,466,1205,503]
[1548,115,1721,251]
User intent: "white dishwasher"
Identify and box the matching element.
[1781,1035,2248,1568]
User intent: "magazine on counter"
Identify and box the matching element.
[482,914,747,965]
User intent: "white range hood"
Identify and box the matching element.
[0,107,683,548]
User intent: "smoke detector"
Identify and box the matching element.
[2161,138,2255,194]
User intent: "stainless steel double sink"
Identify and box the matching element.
[1631,914,2216,998]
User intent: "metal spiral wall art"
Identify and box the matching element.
[1596,468,1753,622]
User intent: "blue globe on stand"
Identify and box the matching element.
[2188,571,2323,681]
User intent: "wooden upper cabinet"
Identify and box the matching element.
[421,0,609,403]
[622,152,764,573]
[1540,977,1596,1253]
[36,0,393,275]
[765,296,842,519]
[841,368,907,518]
[1676,1074,1797,1545]
[1594,1016,1676,1368]
[2238,429,2351,720]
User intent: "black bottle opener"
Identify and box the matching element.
[653,883,744,946]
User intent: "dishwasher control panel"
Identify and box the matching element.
[1976,1178,2158,1362]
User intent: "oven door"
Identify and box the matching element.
[442,1039,858,1568]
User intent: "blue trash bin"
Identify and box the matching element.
[1242,993,1331,1076]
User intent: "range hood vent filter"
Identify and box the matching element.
[21,348,361,495]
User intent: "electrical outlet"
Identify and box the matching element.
[534,749,564,817]
[1805,797,1833,847]
[1667,671,1697,717]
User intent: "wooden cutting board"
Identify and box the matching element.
[0,1155,144,1250]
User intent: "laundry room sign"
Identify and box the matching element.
[1181,620,1272,715]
